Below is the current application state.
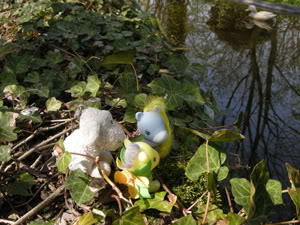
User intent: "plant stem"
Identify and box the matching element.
[131,63,140,91]
[201,140,211,225]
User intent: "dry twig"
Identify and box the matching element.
[12,185,64,225]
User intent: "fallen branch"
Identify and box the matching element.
[16,125,78,161]
[12,185,64,225]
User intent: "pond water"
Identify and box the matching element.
[184,0,300,185]
[140,0,300,219]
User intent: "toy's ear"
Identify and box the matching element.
[136,112,143,121]
[152,106,160,113]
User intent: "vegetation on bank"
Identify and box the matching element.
[0,0,299,224]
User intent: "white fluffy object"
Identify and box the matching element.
[64,108,125,179]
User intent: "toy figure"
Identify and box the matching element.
[115,139,160,199]
[136,97,172,158]
[64,107,125,182]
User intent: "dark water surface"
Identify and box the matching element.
[186,0,300,184]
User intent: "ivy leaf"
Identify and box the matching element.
[248,161,279,221]
[46,50,64,65]
[230,178,251,214]
[112,206,145,225]
[227,212,246,225]
[286,163,300,190]
[148,75,184,110]
[286,163,300,218]
[102,50,136,69]
[185,143,226,181]
[266,179,283,205]
[3,84,30,109]
[123,107,137,123]
[182,82,205,105]
[134,94,148,109]
[0,111,17,142]
[288,188,300,219]
[194,204,225,224]
[86,75,101,97]
[64,170,96,204]
[65,81,87,98]
[0,145,11,162]
[77,212,98,225]
[134,192,176,213]
[46,97,62,112]
[0,43,20,57]
[185,128,211,141]
[7,172,35,196]
[173,214,197,225]
[57,151,71,174]
[209,129,245,142]
[24,72,40,83]
[105,97,127,108]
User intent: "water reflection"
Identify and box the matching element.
[186,1,300,186]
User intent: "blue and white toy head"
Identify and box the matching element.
[136,106,168,147]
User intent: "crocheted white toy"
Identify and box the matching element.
[64,107,125,180]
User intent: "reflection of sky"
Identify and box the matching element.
[186,1,300,186]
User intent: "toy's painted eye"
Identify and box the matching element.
[145,130,151,135]
[153,157,156,162]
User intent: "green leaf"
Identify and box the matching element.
[24,72,40,83]
[86,75,101,97]
[120,72,137,96]
[286,163,300,190]
[102,50,136,69]
[0,145,11,162]
[194,204,225,224]
[46,50,64,65]
[217,166,229,181]
[8,172,35,196]
[185,143,226,181]
[148,75,204,110]
[112,206,145,225]
[0,43,20,57]
[248,161,279,221]
[182,82,205,105]
[227,212,246,225]
[105,97,127,108]
[173,214,197,225]
[124,107,137,123]
[77,212,98,225]
[209,129,245,142]
[288,188,300,219]
[266,179,283,205]
[230,178,251,214]
[65,81,87,98]
[64,170,96,204]
[148,75,184,110]
[57,152,71,174]
[286,163,300,218]
[134,94,148,109]
[0,111,17,142]
[185,128,211,141]
[134,192,176,213]
[3,84,30,109]
[46,97,62,112]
